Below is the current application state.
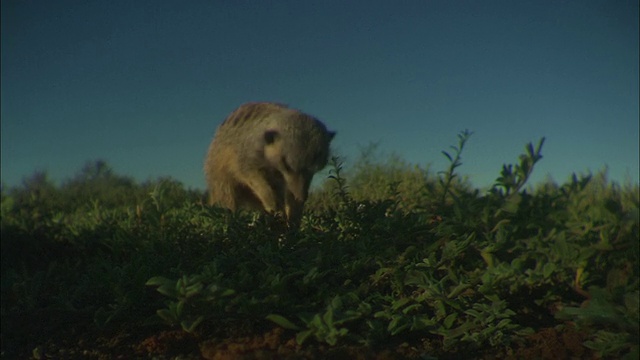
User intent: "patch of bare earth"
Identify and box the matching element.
[7,322,597,359]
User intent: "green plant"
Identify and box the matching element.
[268,294,371,346]
[2,137,638,359]
[439,129,473,206]
[146,274,236,333]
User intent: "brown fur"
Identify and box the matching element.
[204,102,335,226]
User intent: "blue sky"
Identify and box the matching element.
[2,0,638,190]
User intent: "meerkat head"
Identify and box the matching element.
[263,128,335,202]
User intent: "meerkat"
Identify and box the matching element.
[204,102,335,227]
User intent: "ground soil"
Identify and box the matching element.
[3,320,598,360]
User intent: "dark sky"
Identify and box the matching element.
[2,0,638,189]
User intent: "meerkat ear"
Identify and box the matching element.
[264,130,280,144]
[328,131,336,141]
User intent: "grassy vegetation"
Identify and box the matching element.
[1,132,638,359]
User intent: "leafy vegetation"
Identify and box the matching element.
[2,134,638,359]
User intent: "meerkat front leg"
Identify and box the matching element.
[241,172,282,216]
[284,192,304,228]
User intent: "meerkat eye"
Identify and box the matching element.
[264,130,279,144]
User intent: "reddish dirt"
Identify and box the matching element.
[6,322,598,359]
[511,326,591,360]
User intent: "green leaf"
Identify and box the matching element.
[448,283,471,299]
[496,319,512,329]
[442,151,453,162]
[501,192,521,213]
[157,309,177,324]
[391,298,411,311]
[145,276,171,287]
[184,282,204,298]
[296,330,314,345]
[156,284,178,298]
[402,304,423,314]
[412,315,437,330]
[176,300,184,318]
[388,316,410,335]
[323,307,334,326]
[435,300,446,318]
[220,289,236,297]
[465,309,482,319]
[266,314,301,330]
[542,262,555,278]
[330,295,343,310]
[444,313,457,329]
[181,316,204,333]
[527,143,535,157]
